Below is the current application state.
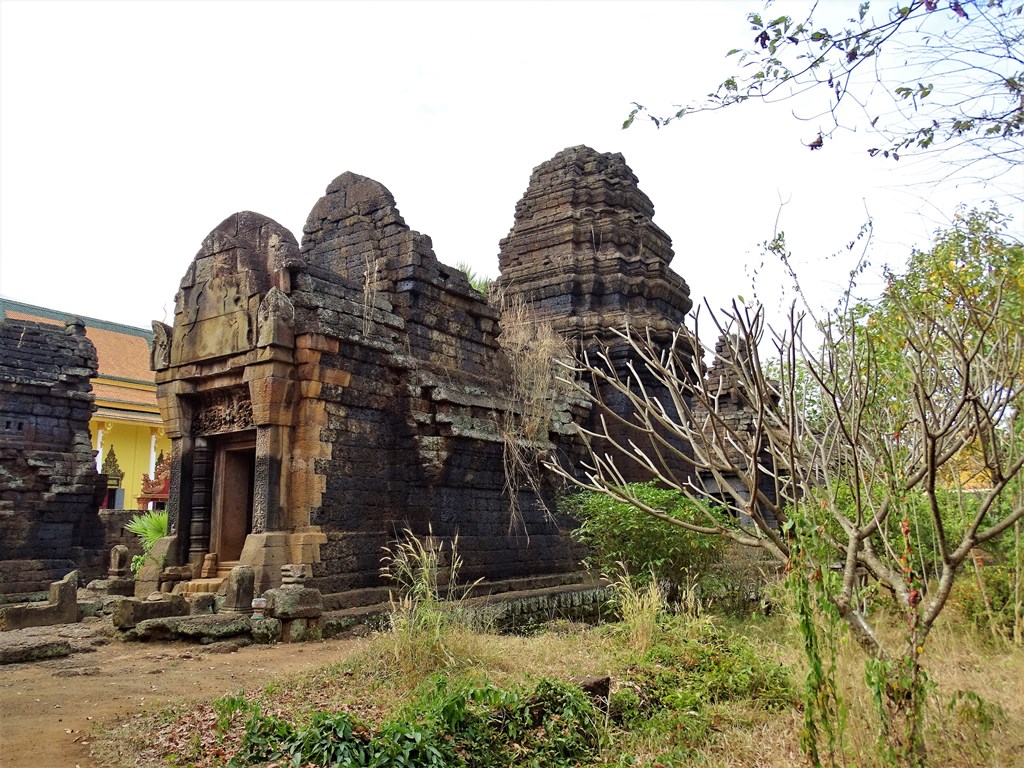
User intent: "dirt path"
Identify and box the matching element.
[0,634,365,768]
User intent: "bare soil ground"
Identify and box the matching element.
[0,633,364,768]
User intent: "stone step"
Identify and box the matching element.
[178,578,224,596]
[215,560,240,578]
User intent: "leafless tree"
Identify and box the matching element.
[549,275,1024,762]
[627,1,1024,195]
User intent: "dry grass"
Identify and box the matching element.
[90,601,1024,768]
[608,563,665,654]
[496,291,575,528]
[699,610,1024,768]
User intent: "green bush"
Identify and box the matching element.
[560,483,723,591]
[125,509,168,576]
[950,565,1022,640]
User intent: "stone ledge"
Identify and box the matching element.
[0,621,111,665]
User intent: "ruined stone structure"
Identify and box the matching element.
[153,176,567,599]
[497,146,692,342]
[151,147,699,603]
[497,146,697,484]
[0,319,106,593]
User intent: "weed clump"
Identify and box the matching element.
[216,676,600,768]
[379,528,485,680]
[608,618,794,756]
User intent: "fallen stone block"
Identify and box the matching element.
[202,637,253,653]
[0,636,72,665]
[125,613,253,643]
[281,617,322,643]
[264,586,323,620]
[188,593,216,615]
[85,577,135,597]
[0,571,80,631]
[111,594,188,629]
[0,621,109,664]
[250,617,282,644]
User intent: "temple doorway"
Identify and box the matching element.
[210,431,256,574]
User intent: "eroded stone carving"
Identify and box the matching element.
[151,321,172,370]
[193,389,254,435]
[108,544,130,578]
[256,287,295,348]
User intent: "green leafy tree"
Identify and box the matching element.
[626,1,1023,183]
[854,206,1024,483]
[549,212,1024,766]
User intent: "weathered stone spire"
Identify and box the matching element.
[496,145,692,345]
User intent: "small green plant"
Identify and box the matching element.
[212,693,257,735]
[947,689,1006,735]
[456,261,494,295]
[126,509,168,576]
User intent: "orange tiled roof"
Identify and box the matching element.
[91,381,158,409]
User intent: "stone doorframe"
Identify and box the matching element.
[209,430,257,571]
[157,356,326,592]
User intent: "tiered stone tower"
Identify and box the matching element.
[497,145,692,348]
[497,146,697,484]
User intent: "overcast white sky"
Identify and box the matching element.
[1,0,1019,336]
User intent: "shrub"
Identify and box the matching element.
[560,483,723,592]
[950,564,1022,642]
[125,509,168,576]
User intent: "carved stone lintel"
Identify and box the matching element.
[193,388,254,436]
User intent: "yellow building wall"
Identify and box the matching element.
[90,420,171,507]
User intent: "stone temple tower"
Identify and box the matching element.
[497,146,697,484]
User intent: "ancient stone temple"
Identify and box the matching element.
[0,318,106,593]
[151,147,697,602]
